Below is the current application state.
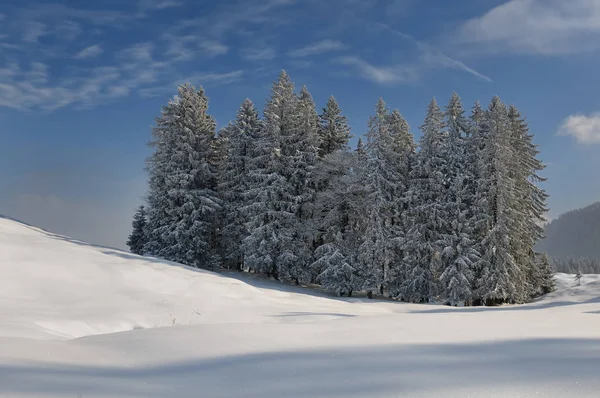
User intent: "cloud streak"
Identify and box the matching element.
[558,113,600,144]
[455,0,600,55]
[75,44,104,59]
[288,39,345,58]
[336,56,417,84]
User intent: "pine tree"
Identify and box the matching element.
[437,93,479,306]
[126,205,148,255]
[507,105,549,299]
[476,97,522,305]
[383,109,416,298]
[242,71,299,280]
[144,83,221,268]
[220,99,262,270]
[357,98,408,297]
[318,96,352,157]
[575,269,582,286]
[400,98,446,303]
[284,85,321,283]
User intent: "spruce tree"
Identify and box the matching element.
[318,96,352,157]
[144,83,221,268]
[476,97,521,305]
[437,93,479,305]
[383,109,416,298]
[243,71,299,280]
[220,99,262,270]
[126,205,148,255]
[400,98,446,303]
[357,98,407,297]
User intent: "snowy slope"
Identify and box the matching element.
[0,215,599,397]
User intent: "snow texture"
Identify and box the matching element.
[0,215,599,397]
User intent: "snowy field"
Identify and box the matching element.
[1,215,599,397]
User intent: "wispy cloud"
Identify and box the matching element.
[288,39,345,58]
[558,113,600,144]
[139,70,244,97]
[241,47,276,61]
[375,23,492,82]
[138,0,184,10]
[199,40,229,57]
[336,56,417,84]
[455,0,600,55]
[74,44,104,59]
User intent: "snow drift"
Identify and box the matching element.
[0,215,599,397]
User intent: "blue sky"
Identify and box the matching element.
[1,0,600,249]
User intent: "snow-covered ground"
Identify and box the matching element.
[0,215,599,397]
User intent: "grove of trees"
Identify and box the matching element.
[127,70,555,306]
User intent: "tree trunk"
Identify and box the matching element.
[367,291,373,299]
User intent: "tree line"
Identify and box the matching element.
[127,70,554,306]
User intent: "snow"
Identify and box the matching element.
[1,215,599,397]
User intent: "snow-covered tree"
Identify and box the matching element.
[437,93,479,306]
[476,97,523,305]
[507,105,550,298]
[219,99,262,270]
[126,205,148,255]
[318,96,352,157]
[400,98,446,303]
[242,71,299,280]
[144,83,221,268]
[357,98,410,297]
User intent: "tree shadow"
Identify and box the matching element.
[0,338,598,397]
[271,312,357,318]
[411,297,600,314]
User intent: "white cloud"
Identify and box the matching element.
[199,40,229,57]
[336,56,417,84]
[456,0,600,55]
[288,39,345,57]
[241,47,276,61]
[558,113,600,144]
[419,47,492,82]
[139,70,244,97]
[138,0,184,10]
[75,44,104,59]
[22,21,46,43]
[375,23,492,82]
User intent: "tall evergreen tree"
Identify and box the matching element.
[437,93,479,305]
[144,83,221,268]
[476,97,521,304]
[507,105,551,298]
[357,98,408,297]
[400,98,446,303]
[220,99,262,270]
[318,96,352,157]
[126,205,148,255]
[243,71,299,280]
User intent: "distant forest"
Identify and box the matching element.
[538,202,600,273]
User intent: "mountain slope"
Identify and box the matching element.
[0,215,599,397]
[538,201,600,259]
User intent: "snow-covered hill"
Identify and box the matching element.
[0,215,599,397]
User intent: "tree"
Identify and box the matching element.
[476,97,522,305]
[507,105,549,299]
[126,205,148,255]
[219,99,262,270]
[400,98,446,303]
[144,83,221,268]
[242,71,299,280]
[437,93,479,306]
[356,98,392,297]
[318,96,352,157]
